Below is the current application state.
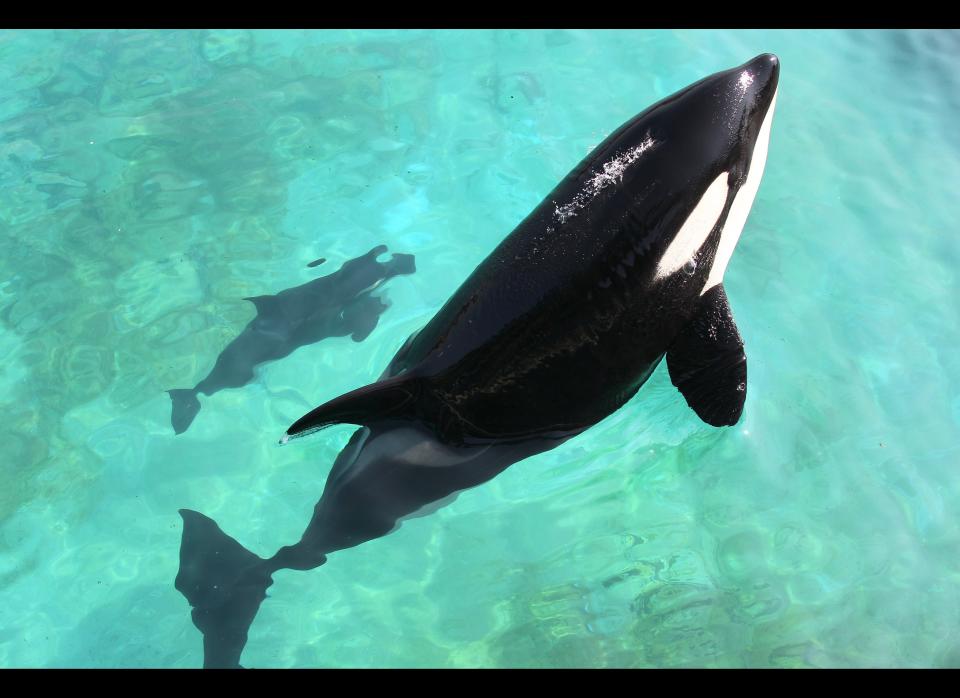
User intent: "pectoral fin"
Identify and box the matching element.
[342,294,388,342]
[666,284,747,427]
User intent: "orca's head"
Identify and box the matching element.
[619,53,779,297]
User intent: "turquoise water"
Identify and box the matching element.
[1,29,959,668]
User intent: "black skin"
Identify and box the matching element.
[176,54,779,668]
[167,245,416,434]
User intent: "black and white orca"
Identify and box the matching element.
[176,53,779,668]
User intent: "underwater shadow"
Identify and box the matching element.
[167,245,415,434]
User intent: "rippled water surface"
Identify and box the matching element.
[1,29,959,668]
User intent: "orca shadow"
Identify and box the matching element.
[167,245,415,434]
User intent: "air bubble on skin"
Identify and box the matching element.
[554,136,656,224]
[683,258,697,276]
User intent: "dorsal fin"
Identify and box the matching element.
[281,375,422,443]
[243,294,280,315]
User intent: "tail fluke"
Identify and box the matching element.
[175,509,274,669]
[168,389,201,435]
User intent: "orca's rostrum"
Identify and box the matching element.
[176,54,780,668]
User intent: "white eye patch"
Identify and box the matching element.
[655,171,729,281]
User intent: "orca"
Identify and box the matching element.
[176,54,779,667]
[167,245,416,434]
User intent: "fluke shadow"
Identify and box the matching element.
[167,245,415,434]
[176,54,780,667]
